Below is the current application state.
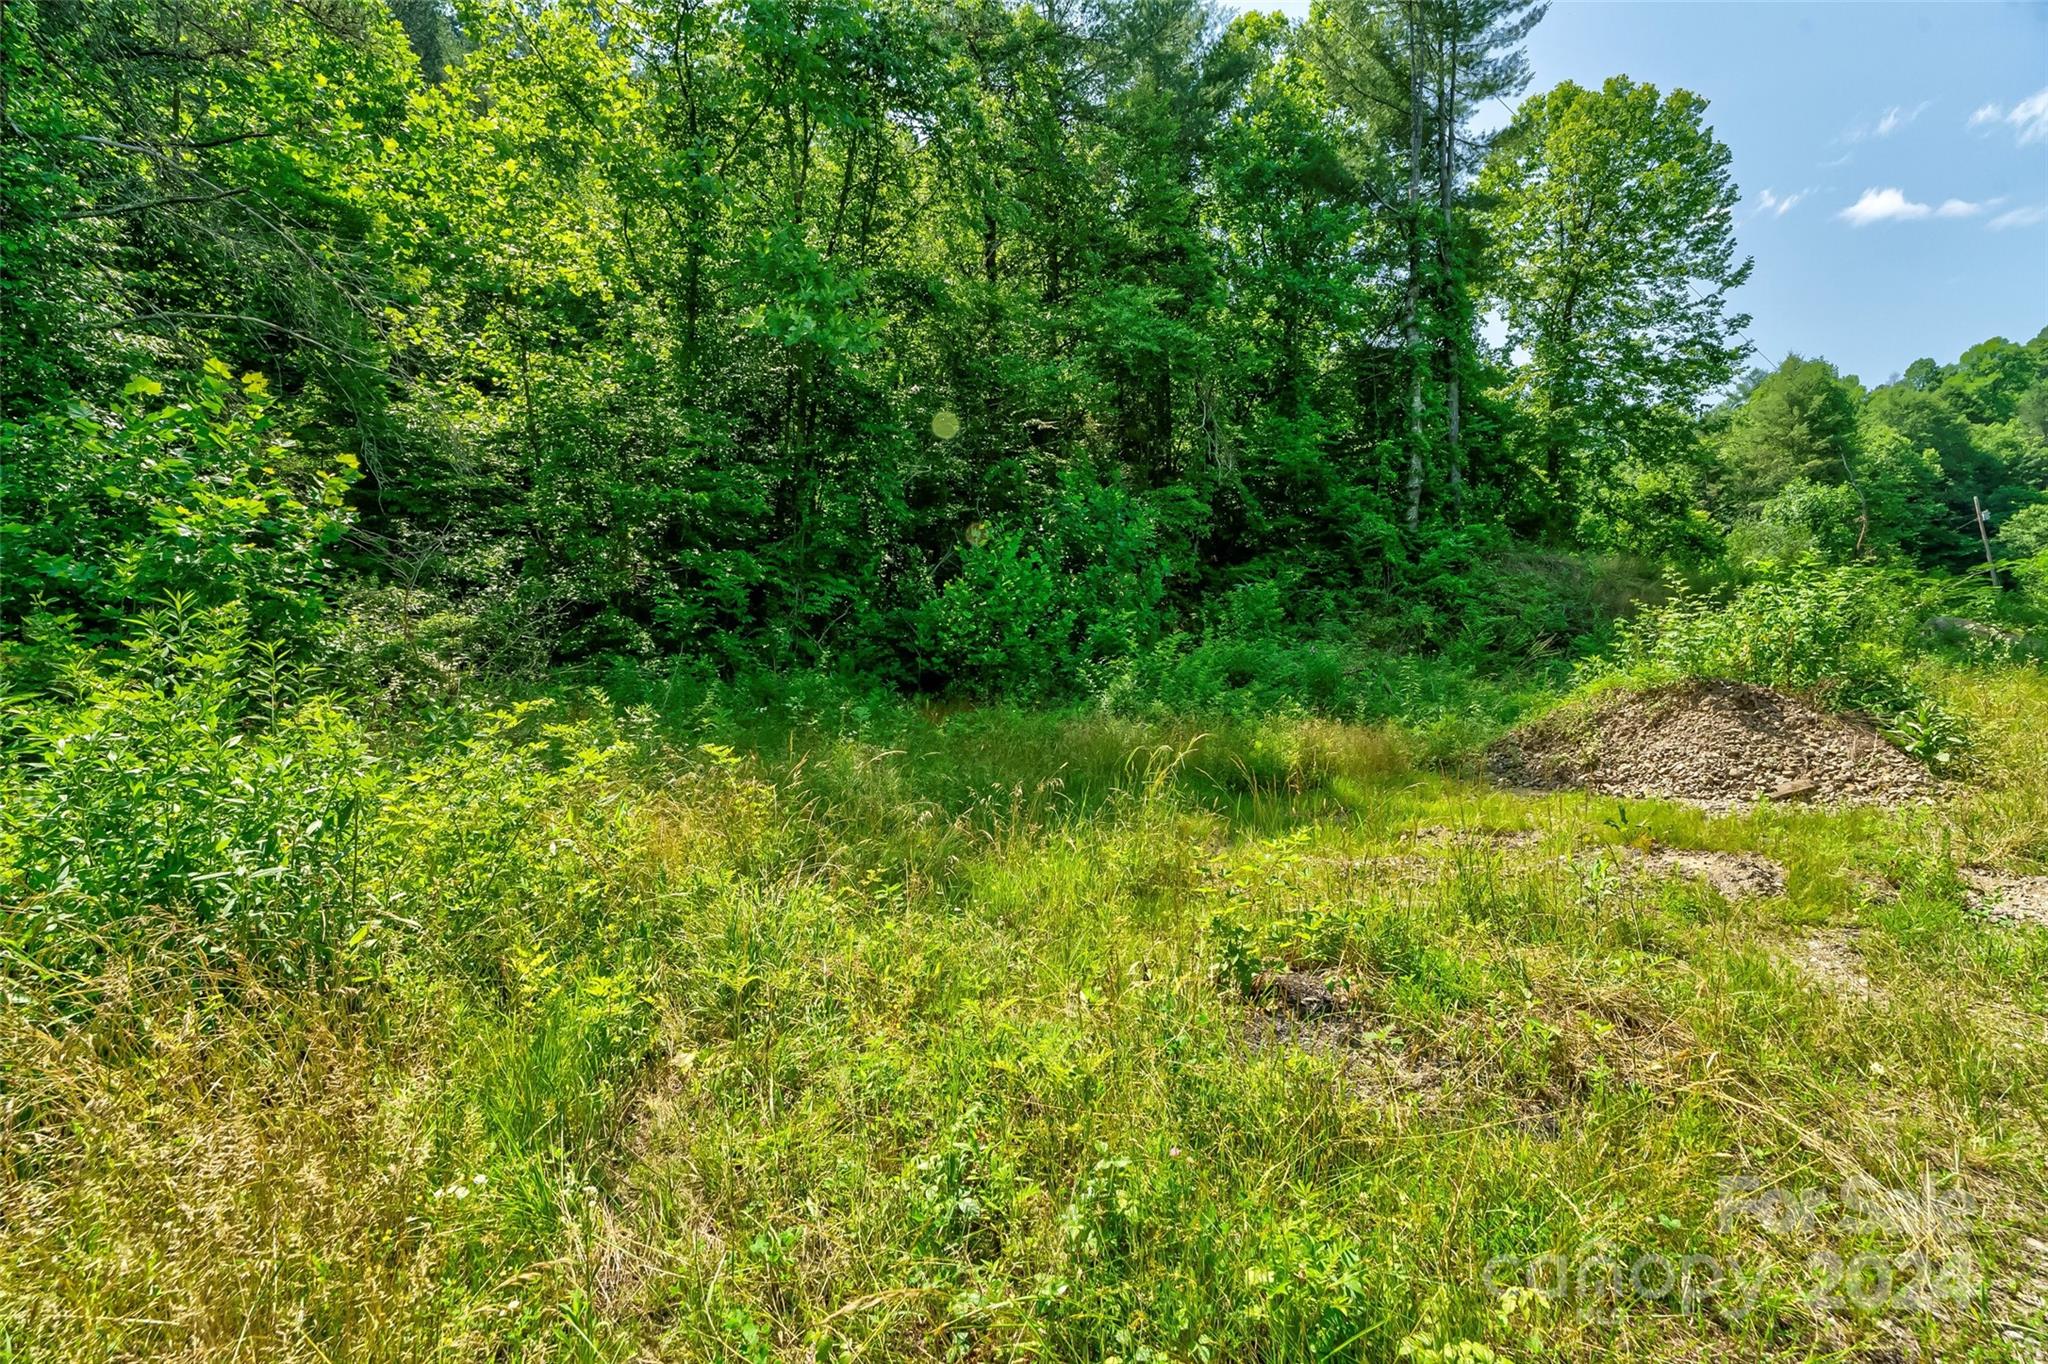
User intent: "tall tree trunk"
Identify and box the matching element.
[1402,1,1426,533]
[1438,30,1464,516]
[664,1,705,381]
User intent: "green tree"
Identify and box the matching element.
[1480,76,1753,535]
[1861,382,2003,564]
[1717,354,1863,509]
[1306,0,1439,530]
[1419,0,1546,515]
[0,0,416,419]
[1939,336,2037,426]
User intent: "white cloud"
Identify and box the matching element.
[1849,100,1932,142]
[1752,188,1808,219]
[1839,187,1931,226]
[2014,89,2048,145]
[1968,87,2048,145]
[1875,101,1931,137]
[1934,197,2004,219]
[1988,204,2048,231]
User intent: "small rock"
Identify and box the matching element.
[1923,616,2017,644]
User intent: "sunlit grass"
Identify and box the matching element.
[3,666,2046,1361]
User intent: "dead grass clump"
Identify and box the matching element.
[0,981,445,1362]
[1528,980,1701,1104]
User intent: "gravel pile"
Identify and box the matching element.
[1489,680,1936,810]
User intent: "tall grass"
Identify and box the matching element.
[4,627,2046,1361]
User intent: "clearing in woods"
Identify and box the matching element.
[4,673,2046,1362]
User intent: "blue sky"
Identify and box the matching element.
[1263,0,2048,386]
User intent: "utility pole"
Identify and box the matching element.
[1972,496,2000,589]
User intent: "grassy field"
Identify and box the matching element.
[4,667,2047,1362]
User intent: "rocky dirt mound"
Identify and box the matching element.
[1489,680,1937,809]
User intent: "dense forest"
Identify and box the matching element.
[6,3,2048,1361]
[7,0,2042,695]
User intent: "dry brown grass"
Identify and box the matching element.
[0,972,448,1362]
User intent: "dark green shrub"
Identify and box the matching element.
[914,472,1170,700]
[1,364,356,660]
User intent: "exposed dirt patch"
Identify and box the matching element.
[1539,988,1699,1096]
[1240,971,1697,1116]
[1962,870,2048,928]
[1401,824,1547,852]
[1489,680,1936,810]
[1239,972,1447,1098]
[1626,847,1787,901]
[1794,928,1876,998]
[1243,1013,1450,1097]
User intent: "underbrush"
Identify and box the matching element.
[599,641,1555,782]
[5,584,2047,1362]
[1579,564,1974,768]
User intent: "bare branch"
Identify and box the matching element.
[60,187,247,220]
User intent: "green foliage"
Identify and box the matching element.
[0,600,379,985]
[4,0,2039,696]
[1481,76,1753,531]
[1407,539,1619,662]
[4,0,1789,689]
[1727,479,1867,566]
[1998,503,2048,561]
[1940,337,2038,427]
[1588,564,1967,766]
[913,474,1171,699]
[1847,423,1952,561]
[1716,354,1862,507]
[1704,331,2048,576]
[1579,452,1726,562]
[0,0,417,416]
[1,364,356,660]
